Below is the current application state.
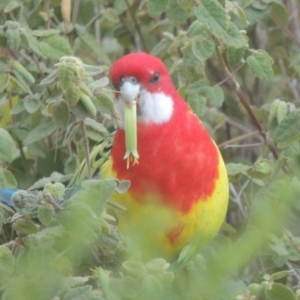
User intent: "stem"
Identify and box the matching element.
[72,0,81,25]
[124,0,149,52]
[218,131,260,149]
[80,120,92,178]
[45,193,62,212]
[215,42,280,160]
[85,10,103,29]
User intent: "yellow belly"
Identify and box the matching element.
[100,150,228,263]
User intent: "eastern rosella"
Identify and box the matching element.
[75,52,229,266]
[1,53,229,268]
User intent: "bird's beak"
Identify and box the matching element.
[120,79,140,168]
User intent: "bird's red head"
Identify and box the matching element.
[110,52,174,94]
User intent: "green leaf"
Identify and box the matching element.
[273,109,300,148]
[179,0,194,9]
[226,163,250,176]
[246,50,274,80]
[187,21,206,38]
[3,169,17,188]
[23,119,57,145]
[38,203,55,226]
[12,219,39,234]
[227,47,245,64]
[89,77,109,91]
[58,63,76,90]
[276,100,288,123]
[32,29,60,37]
[147,0,169,17]
[191,34,214,61]
[288,154,300,181]
[226,1,249,28]
[24,94,40,114]
[0,128,14,163]
[247,160,273,179]
[76,25,111,65]
[65,85,80,107]
[265,283,296,300]
[22,30,46,58]
[166,0,191,24]
[39,35,73,60]
[94,91,114,115]
[194,0,229,39]
[270,3,289,26]
[269,270,291,282]
[0,246,15,281]
[188,95,207,118]
[84,118,107,133]
[0,73,10,92]
[151,38,173,57]
[226,163,250,182]
[3,0,20,13]
[181,45,205,74]
[103,8,119,23]
[63,285,92,300]
[52,100,70,129]
[11,100,25,115]
[252,1,268,10]
[6,28,20,51]
[186,79,209,94]
[203,86,224,108]
[220,22,247,48]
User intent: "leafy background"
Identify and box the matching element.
[1,0,300,299]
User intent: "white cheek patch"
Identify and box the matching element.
[138,90,174,124]
[115,90,174,128]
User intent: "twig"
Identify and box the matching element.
[72,0,81,25]
[287,261,300,282]
[43,0,51,29]
[286,0,300,49]
[223,142,262,149]
[85,10,103,29]
[94,5,101,44]
[80,120,92,178]
[214,41,280,160]
[2,240,16,247]
[275,50,300,102]
[124,0,149,52]
[230,181,250,219]
[219,131,260,148]
[45,193,62,212]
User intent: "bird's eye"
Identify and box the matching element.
[150,72,160,84]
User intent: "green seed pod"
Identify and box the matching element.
[12,219,39,234]
[80,90,97,117]
[11,61,35,84]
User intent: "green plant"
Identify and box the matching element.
[1,0,300,299]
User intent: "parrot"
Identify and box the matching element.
[1,52,229,268]
[71,52,229,266]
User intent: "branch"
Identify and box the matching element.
[124,0,149,52]
[215,42,280,160]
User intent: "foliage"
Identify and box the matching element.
[1,0,300,299]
